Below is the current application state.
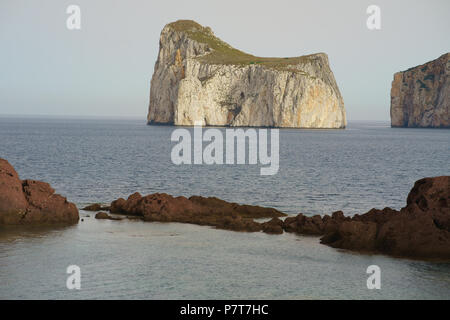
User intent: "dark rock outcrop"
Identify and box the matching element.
[82,203,110,211]
[390,53,449,128]
[105,176,449,260]
[0,158,79,225]
[148,20,346,128]
[261,217,284,234]
[274,176,449,259]
[284,214,320,234]
[282,211,351,235]
[109,192,285,232]
[320,176,450,259]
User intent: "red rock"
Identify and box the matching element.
[95,212,122,220]
[188,196,285,219]
[407,176,449,232]
[82,203,110,211]
[282,211,348,235]
[0,159,28,224]
[331,211,345,221]
[275,177,450,260]
[95,212,110,219]
[108,192,285,232]
[0,158,79,225]
[321,220,378,252]
[110,198,127,213]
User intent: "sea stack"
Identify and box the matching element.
[390,53,449,128]
[148,20,346,128]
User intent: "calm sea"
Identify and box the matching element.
[0,117,449,299]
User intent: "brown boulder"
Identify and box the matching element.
[331,210,346,221]
[320,220,378,252]
[82,203,110,211]
[95,212,122,220]
[188,196,285,219]
[282,216,298,232]
[406,176,449,232]
[0,159,28,224]
[0,158,79,225]
[110,197,127,213]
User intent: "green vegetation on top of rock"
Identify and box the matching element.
[167,20,318,74]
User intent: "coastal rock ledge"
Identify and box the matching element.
[320,176,450,259]
[148,20,346,128]
[0,158,79,225]
[390,53,449,128]
[105,176,449,260]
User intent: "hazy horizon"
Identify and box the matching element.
[1,0,449,121]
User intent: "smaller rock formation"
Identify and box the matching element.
[276,176,449,260]
[320,176,449,259]
[390,53,449,128]
[0,158,79,225]
[95,212,122,221]
[82,203,110,211]
[104,176,449,260]
[109,192,285,232]
[282,211,350,235]
[261,217,284,234]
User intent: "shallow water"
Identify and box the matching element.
[0,117,449,299]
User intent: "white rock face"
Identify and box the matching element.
[148,20,346,128]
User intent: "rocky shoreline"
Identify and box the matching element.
[148,20,346,128]
[1,158,449,260]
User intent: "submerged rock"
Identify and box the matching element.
[109,192,285,232]
[390,53,449,128]
[0,158,79,225]
[148,20,346,128]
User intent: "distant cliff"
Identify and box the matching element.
[391,53,449,128]
[147,20,346,128]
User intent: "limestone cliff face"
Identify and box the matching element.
[148,20,346,128]
[391,53,449,128]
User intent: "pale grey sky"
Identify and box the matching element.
[0,0,449,120]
